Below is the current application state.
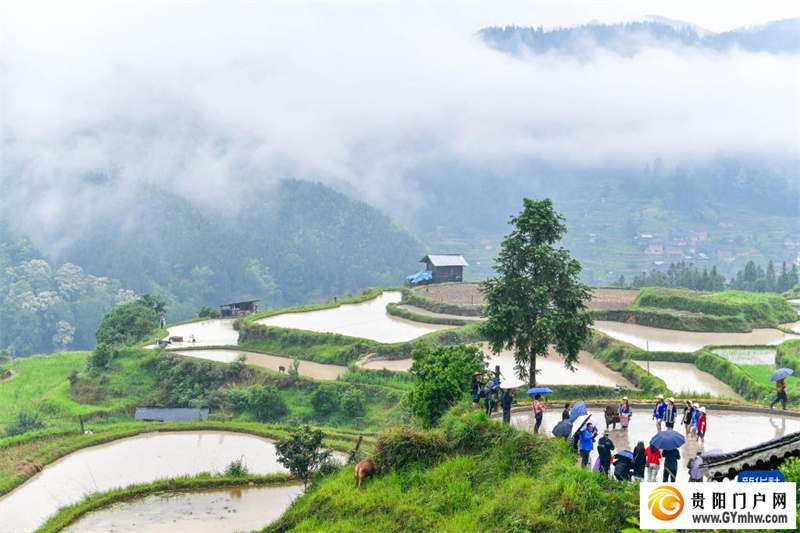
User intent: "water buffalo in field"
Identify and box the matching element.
[354,458,380,488]
[278,366,286,373]
[169,336,184,343]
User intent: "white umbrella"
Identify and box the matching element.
[570,414,594,438]
[499,377,526,390]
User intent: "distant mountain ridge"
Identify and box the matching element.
[479,19,800,57]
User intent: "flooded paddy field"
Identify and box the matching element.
[257,291,454,343]
[0,431,289,533]
[511,408,800,474]
[148,319,239,349]
[712,348,777,366]
[64,484,304,533]
[632,361,741,398]
[171,349,347,380]
[593,321,797,353]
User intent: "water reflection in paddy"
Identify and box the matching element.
[64,484,304,533]
[148,319,239,349]
[712,348,777,366]
[0,432,288,533]
[172,349,346,380]
[593,321,797,353]
[512,408,800,474]
[257,291,453,343]
[633,361,741,398]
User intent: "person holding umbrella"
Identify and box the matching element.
[617,397,632,430]
[770,368,793,410]
[652,394,666,431]
[613,450,634,482]
[532,394,546,434]
[579,421,598,468]
[651,430,685,482]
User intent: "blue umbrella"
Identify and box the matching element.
[651,430,686,451]
[570,401,588,423]
[616,450,634,460]
[526,386,554,395]
[771,368,794,382]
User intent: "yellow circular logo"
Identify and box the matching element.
[648,486,684,521]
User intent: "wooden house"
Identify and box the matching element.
[219,300,259,317]
[420,254,468,283]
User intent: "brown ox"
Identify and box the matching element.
[278,366,286,373]
[169,336,184,343]
[354,458,380,488]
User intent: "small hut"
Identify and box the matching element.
[219,300,259,317]
[420,254,468,283]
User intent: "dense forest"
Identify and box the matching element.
[0,180,426,357]
[479,19,800,57]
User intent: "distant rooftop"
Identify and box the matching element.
[135,406,210,422]
[421,254,469,267]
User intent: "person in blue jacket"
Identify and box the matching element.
[652,394,666,432]
[579,422,598,467]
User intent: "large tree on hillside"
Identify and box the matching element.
[480,198,594,387]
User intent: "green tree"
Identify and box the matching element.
[339,387,367,419]
[275,425,333,489]
[407,344,486,428]
[197,306,221,319]
[287,358,301,381]
[139,293,167,315]
[88,342,114,369]
[311,383,341,416]
[248,384,288,422]
[95,301,159,346]
[5,411,45,437]
[480,198,594,387]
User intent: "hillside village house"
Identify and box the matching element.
[219,300,259,317]
[420,254,468,283]
[645,240,664,255]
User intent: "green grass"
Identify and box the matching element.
[264,407,638,533]
[738,364,800,389]
[0,352,95,425]
[35,473,298,533]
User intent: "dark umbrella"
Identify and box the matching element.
[552,419,573,438]
[570,401,588,423]
[527,386,554,395]
[616,450,634,461]
[651,430,686,451]
[771,368,794,382]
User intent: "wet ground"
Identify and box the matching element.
[360,343,635,388]
[171,349,347,380]
[64,484,304,533]
[0,431,289,533]
[633,361,741,398]
[147,319,240,349]
[712,348,777,366]
[511,408,800,477]
[593,321,797,352]
[257,291,454,343]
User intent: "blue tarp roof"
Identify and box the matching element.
[406,270,433,285]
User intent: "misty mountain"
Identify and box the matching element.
[479,19,800,57]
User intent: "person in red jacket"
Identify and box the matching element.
[696,406,707,443]
[644,441,661,482]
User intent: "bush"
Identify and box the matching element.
[88,343,114,369]
[5,411,45,437]
[198,306,221,319]
[225,387,250,411]
[407,344,487,428]
[95,301,159,346]
[339,387,367,418]
[248,384,289,422]
[223,457,250,477]
[374,425,448,471]
[287,358,300,381]
[311,383,342,415]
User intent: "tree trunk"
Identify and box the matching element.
[529,352,536,387]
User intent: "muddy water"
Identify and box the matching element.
[593,321,797,353]
[64,484,304,533]
[172,349,347,381]
[783,321,800,333]
[258,291,454,343]
[360,344,634,388]
[633,361,741,398]
[511,408,800,474]
[0,432,288,533]
[146,319,239,349]
[712,348,777,366]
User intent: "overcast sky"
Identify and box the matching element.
[1,1,798,251]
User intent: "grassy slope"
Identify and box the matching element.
[266,408,638,533]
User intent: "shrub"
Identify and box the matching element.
[225,387,250,411]
[198,306,221,319]
[374,425,448,471]
[88,343,114,369]
[339,387,367,418]
[5,411,45,437]
[67,369,80,386]
[287,358,300,381]
[311,383,342,415]
[248,384,289,422]
[223,457,250,477]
